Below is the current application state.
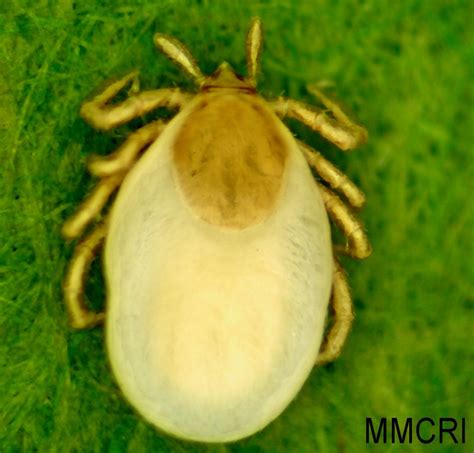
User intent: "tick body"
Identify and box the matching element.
[107,91,332,441]
[62,18,371,443]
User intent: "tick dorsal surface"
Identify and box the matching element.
[173,93,287,228]
[105,91,333,442]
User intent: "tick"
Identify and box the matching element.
[62,18,371,442]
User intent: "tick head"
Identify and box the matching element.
[201,62,256,92]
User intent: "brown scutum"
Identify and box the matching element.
[173,93,288,229]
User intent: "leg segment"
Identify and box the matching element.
[62,120,166,240]
[316,259,353,365]
[62,175,122,240]
[299,141,365,208]
[307,84,363,134]
[80,71,190,130]
[87,119,166,177]
[318,183,372,259]
[63,222,107,329]
[271,89,367,151]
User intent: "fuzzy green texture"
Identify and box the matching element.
[1,0,472,452]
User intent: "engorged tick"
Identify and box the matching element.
[61,17,371,443]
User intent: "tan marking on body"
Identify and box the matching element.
[173,93,288,228]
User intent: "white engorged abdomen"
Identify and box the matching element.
[105,109,332,442]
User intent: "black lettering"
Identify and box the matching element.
[366,418,387,444]
[440,417,458,443]
[416,417,435,443]
[392,418,412,443]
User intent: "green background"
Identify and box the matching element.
[1,0,472,452]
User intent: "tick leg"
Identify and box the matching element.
[316,259,353,365]
[80,71,191,130]
[299,141,365,208]
[62,120,165,240]
[318,184,372,259]
[271,90,367,151]
[307,84,366,136]
[61,175,123,240]
[63,222,107,329]
[87,119,166,177]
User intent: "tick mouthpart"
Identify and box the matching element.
[201,62,256,92]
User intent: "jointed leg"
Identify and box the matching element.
[63,222,107,329]
[318,183,372,259]
[62,120,166,240]
[81,71,190,130]
[87,119,166,177]
[62,175,123,240]
[271,88,367,151]
[316,259,353,365]
[307,84,363,135]
[299,141,365,208]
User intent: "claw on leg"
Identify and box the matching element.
[63,222,108,329]
[316,259,353,365]
[299,141,365,208]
